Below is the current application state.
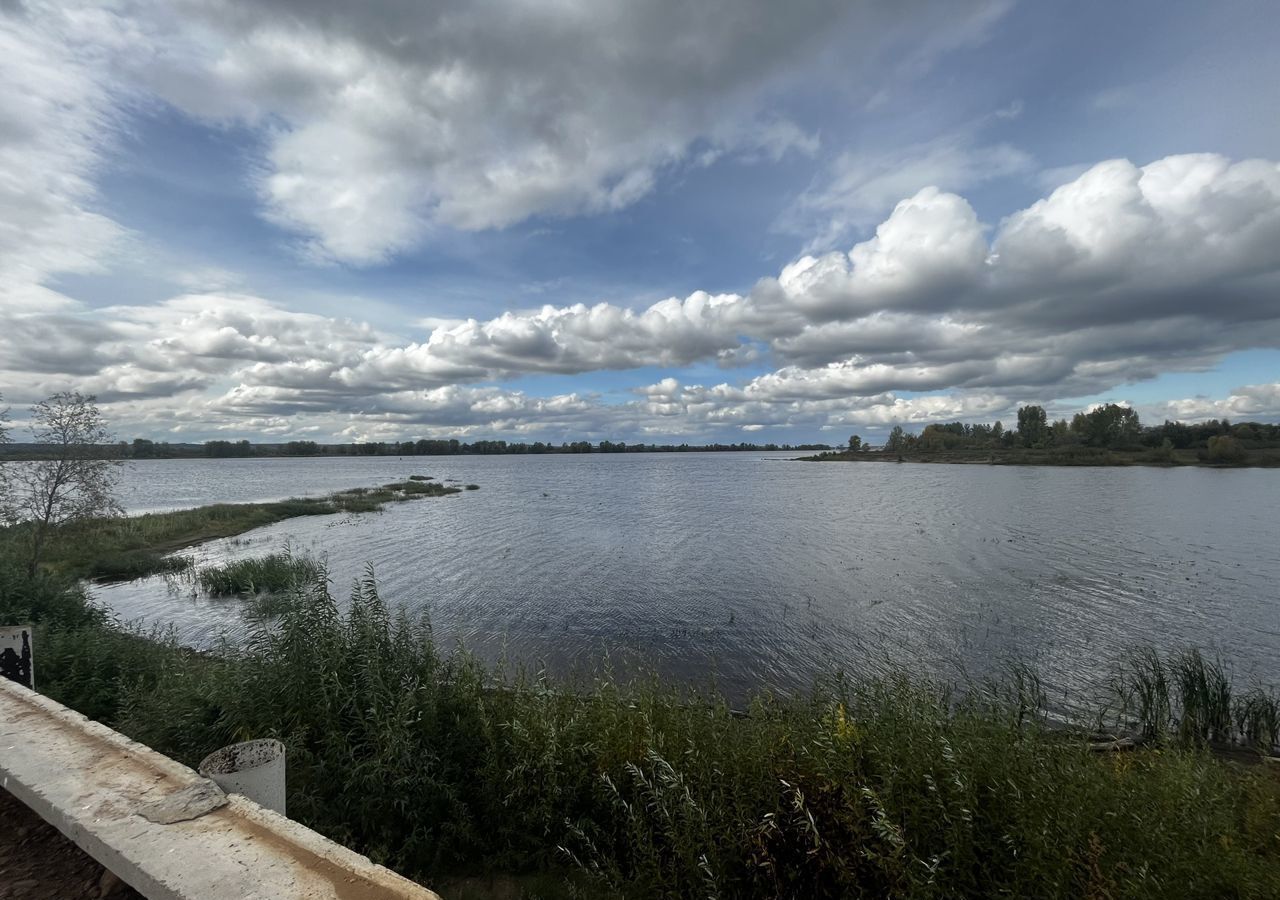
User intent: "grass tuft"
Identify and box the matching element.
[196,550,323,597]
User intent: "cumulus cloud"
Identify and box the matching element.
[3,153,1280,439]
[6,0,1016,265]
[0,3,128,311]
[785,134,1033,252]
[1145,383,1280,423]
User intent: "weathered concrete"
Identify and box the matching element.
[0,677,441,900]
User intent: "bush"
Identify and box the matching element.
[1206,435,1247,463]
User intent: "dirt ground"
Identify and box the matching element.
[0,789,142,899]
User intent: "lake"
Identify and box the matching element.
[91,454,1280,700]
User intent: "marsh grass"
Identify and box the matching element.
[1111,647,1280,752]
[3,560,1273,899]
[196,550,323,597]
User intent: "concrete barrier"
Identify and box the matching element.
[0,677,441,900]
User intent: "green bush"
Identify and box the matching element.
[1206,435,1248,463]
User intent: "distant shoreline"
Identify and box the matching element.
[796,448,1280,468]
[0,442,831,462]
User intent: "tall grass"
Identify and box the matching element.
[196,550,323,596]
[1111,647,1280,751]
[5,559,1278,898]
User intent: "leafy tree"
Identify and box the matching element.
[1016,405,1049,447]
[885,425,907,452]
[1072,403,1141,448]
[1050,419,1072,445]
[9,392,122,576]
[848,435,862,453]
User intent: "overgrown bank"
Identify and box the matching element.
[5,478,460,582]
[800,445,1280,467]
[1,561,1277,899]
[807,404,1280,467]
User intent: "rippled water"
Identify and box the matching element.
[91,454,1280,698]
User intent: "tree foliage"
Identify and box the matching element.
[9,392,122,575]
[1071,403,1141,448]
[1016,405,1049,447]
[885,425,907,453]
[1206,434,1246,463]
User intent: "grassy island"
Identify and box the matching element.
[0,557,1276,898]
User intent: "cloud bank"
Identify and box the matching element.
[96,0,1013,264]
[3,149,1280,440]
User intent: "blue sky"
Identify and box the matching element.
[2,0,1279,443]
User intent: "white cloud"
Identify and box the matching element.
[3,153,1280,439]
[784,133,1033,252]
[1145,383,1280,423]
[129,0,867,263]
[0,3,129,311]
[11,0,1017,265]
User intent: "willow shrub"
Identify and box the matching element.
[8,562,1279,898]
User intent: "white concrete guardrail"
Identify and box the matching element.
[0,676,442,900]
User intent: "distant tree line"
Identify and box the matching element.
[846,403,1279,463]
[2,436,832,460]
[223,438,833,457]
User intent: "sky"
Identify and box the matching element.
[1,0,1279,445]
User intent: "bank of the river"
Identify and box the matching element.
[8,478,461,582]
[799,446,1280,467]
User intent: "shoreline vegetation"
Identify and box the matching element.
[803,404,1280,468]
[6,478,461,583]
[800,445,1280,467]
[0,560,1277,898]
[0,438,832,461]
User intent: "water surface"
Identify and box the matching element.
[92,454,1280,698]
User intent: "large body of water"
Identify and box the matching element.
[92,454,1280,699]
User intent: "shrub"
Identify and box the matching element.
[1206,435,1247,463]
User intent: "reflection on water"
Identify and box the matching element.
[92,454,1280,698]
